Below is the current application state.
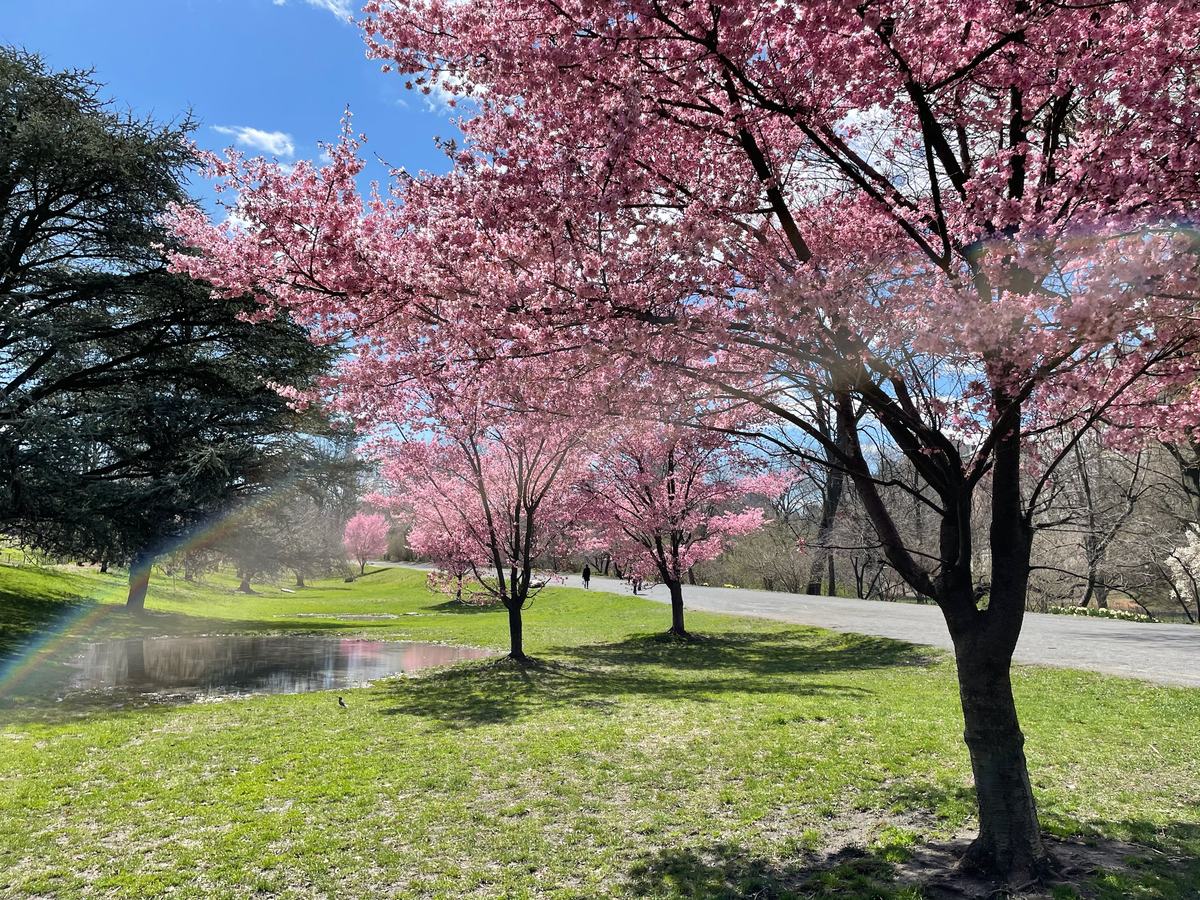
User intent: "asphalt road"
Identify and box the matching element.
[559,573,1200,688]
[379,562,1199,686]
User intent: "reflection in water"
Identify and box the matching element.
[58,637,491,698]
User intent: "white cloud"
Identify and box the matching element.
[273,0,356,18]
[212,126,296,159]
[223,209,255,232]
[422,74,471,114]
[302,0,355,16]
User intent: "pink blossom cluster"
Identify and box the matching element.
[343,512,389,572]
[582,425,790,587]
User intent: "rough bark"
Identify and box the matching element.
[506,602,528,662]
[835,390,1051,882]
[665,579,688,636]
[125,551,152,611]
[295,572,305,587]
[952,626,1049,880]
[949,408,1052,881]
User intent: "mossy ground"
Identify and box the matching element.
[0,563,1197,898]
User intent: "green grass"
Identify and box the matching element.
[0,562,1198,899]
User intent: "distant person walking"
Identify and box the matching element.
[582,565,591,589]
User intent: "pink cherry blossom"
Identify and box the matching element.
[582,424,791,635]
[168,0,1200,878]
[343,512,389,575]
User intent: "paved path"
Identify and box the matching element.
[378,563,1200,687]
[565,575,1200,688]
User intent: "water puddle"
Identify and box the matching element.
[10,637,492,704]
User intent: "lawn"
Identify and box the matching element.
[0,562,1197,899]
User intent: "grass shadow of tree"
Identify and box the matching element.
[624,842,904,900]
[375,629,931,728]
[624,824,1200,900]
[560,629,935,675]
[0,566,105,657]
[427,599,504,615]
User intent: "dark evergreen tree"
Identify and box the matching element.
[0,48,337,608]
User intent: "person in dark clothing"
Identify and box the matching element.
[582,564,591,589]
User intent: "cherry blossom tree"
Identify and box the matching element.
[583,425,786,636]
[363,362,590,662]
[168,0,1200,880]
[378,425,587,661]
[343,512,388,575]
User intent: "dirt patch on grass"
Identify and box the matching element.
[890,833,1194,898]
[627,811,1197,900]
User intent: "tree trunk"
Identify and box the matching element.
[295,572,305,587]
[806,543,841,596]
[951,406,1052,881]
[360,559,366,575]
[126,551,153,611]
[953,631,1048,880]
[666,579,687,636]
[99,557,109,574]
[236,576,258,594]
[835,385,1050,883]
[806,551,827,595]
[506,602,528,662]
[1078,579,1094,608]
[808,403,848,594]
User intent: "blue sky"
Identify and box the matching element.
[1,0,454,205]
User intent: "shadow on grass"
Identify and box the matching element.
[376,629,930,727]
[562,629,932,675]
[623,825,1200,900]
[625,842,917,900]
[0,565,105,657]
[1044,814,1200,853]
[427,599,503,616]
[631,843,810,900]
[349,567,391,579]
[883,781,978,822]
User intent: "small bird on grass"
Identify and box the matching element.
[338,697,348,709]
